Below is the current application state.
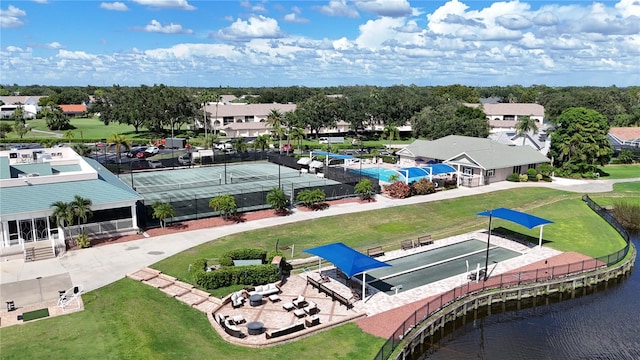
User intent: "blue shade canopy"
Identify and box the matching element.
[424,163,456,175]
[477,208,553,229]
[303,243,391,277]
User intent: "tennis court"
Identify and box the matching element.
[131,162,338,202]
[367,239,521,295]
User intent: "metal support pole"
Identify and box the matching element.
[484,211,492,281]
[171,118,175,169]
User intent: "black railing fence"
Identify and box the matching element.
[372,195,632,360]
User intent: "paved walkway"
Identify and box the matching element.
[1,177,637,310]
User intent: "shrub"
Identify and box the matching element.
[612,201,640,232]
[296,188,326,207]
[519,174,528,182]
[209,194,237,219]
[354,179,374,200]
[507,173,520,182]
[411,179,436,195]
[617,149,635,164]
[384,181,411,199]
[266,187,288,212]
[76,231,91,248]
[219,248,268,266]
[527,168,537,177]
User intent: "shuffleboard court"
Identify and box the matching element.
[367,240,521,295]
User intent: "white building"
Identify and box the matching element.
[0,147,142,261]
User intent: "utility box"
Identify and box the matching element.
[164,138,185,149]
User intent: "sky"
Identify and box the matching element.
[1,0,639,88]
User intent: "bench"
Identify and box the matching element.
[265,321,305,339]
[401,240,414,250]
[418,235,433,246]
[367,246,385,257]
[307,276,353,309]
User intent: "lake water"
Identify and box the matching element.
[421,234,640,360]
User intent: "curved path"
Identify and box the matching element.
[1,177,637,299]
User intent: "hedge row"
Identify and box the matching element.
[193,263,279,289]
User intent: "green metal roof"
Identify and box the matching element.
[52,164,82,173]
[402,135,549,170]
[0,157,9,179]
[11,163,53,177]
[0,179,142,215]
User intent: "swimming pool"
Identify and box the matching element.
[366,239,521,295]
[349,167,402,182]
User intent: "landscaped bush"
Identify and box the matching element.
[411,179,436,195]
[191,258,279,290]
[519,174,528,182]
[219,248,267,266]
[444,178,457,189]
[384,181,411,198]
[296,188,326,208]
[507,173,520,182]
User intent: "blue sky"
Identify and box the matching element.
[1,0,639,87]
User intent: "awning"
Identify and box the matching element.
[297,157,312,165]
[477,207,553,247]
[304,243,391,300]
[309,160,324,168]
[312,151,354,160]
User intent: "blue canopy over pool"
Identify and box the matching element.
[303,242,391,277]
[395,163,457,183]
[311,151,354,160]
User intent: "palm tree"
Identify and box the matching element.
[51,200,74,246]
[70,195,93,226]
[151,201,175,228]
[107,133,131,164]
[232,137,248,153]
[267,109,285,152]
[253,134,270,152]
[382,124,399,141]
[516,115,538,146]
[289,127,306,153]
[266,187,288,214]
[64,130,75,146]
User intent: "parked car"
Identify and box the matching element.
[126,147,147,158]
[145,146,160,155]
[178,155,192,166]
[147,159,163,169]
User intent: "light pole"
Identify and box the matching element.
[170,117,175,169]
[484,210,493,281]
[129,160,136,190]
[203,101,207,147]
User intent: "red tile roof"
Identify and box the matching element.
[609,127,640,141]
[59,104,87,113]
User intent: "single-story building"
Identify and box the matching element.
[396,135,551,187]
[0,147,142,260]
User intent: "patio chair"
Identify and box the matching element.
[304,301,318,315]
[292,295,307,308]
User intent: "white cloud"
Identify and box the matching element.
[100,2,129,11]
[616,0,640,17]
[240,1,267,13]
[57,50,98,60]
[316,0,359,18]
[216,15,283,41]
[284,12,309,23]
[495,14,532,30]
[131,0,195,11]
[0,5,27,29]
[139,19,193,34]
[532,12,558,26]
[354,0,413,18]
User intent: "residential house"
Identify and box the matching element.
[59,104,87,118]
[467,103,545,132]
[397,135,551,187]
[0,147,142,260]
[0,96,44,119]
[488,125,551,156]
[608,127,640,150]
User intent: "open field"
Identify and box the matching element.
[0,184,636,359]
[599,164,640,180]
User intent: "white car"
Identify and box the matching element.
[145,146,160,155]
[147,159,163,168]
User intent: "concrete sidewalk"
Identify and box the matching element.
[1,177,637,307]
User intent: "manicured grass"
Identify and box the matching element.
[590,182,640,207]
[1,185,634,359]
[0,279,384,360]
[153,187,626,283]
[599,164,640,180]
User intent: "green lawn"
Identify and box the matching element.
[153,187,627,285]
[0,185,635,359]
[599,164,640,179]
[0,279,383,360]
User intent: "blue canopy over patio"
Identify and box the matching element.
[395,163,457,184]
[304,242,391,299]
[477,207,554,247]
